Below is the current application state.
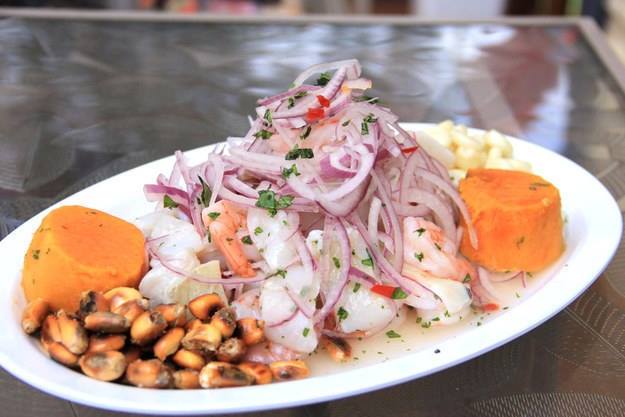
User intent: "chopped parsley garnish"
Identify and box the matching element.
[241,235,253,245]
[287,97,295,109]
[281,164,300,179]
[516,236,525,248]
[285,145,314,160]
[416,316,422,324]
[163,195,179,209]
[363,114,377,123]
[385,330,401,339]
[415,252,424,262]
[361,249,374,268]
[391,288,408,300]
[337,307,349,321]
[300,125,312,140]
[342,119,350,127]
[294,91,308,99]
[253,129,272,140]
[444,310,451,318]
[316,72,332,86]
[462,274,471,283]
[254,226,263,235]
[515,292,521,298]
[434,243,441,251]
[416,227,426,236]
[255,189,294,216]
[273,269,287,279]
[431,317,440,322]
[198,176,212,207]
[353,282,361,293]
[361,121,369,135]
[32,250,40,260]
[263,109,272,124]
[332,257,341,269]
[421,321,431,329]
[302,327,310,337]
[207,212,220,220]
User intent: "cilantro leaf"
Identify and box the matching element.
[163,195,179,209]
[316,72,331,86]
[281,164,300,179]
[285,146,314,160]
[337,307,349,321]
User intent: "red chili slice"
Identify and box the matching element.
[306,107,325,122]
[317,95,331,108]
[370,284,396,299]
[401,146,419,155]
[482,303,499,312]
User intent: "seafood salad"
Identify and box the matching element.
[135,58,560,367]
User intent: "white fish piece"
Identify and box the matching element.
[336,282,395,334]
[247,207,299,270]
[264,311,317,353]
[260,277,297,326]
[405,266,471,315]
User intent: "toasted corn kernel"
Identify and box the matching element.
[126,359,172,389]
[130,311,167,346]
[153,327,185,361]
[185,318,202,332]
[237,318,265,346]
[199,362,253,388]
[104,287,143,312]
[46,342,79,367]
[112,300,146,325]
[79,351,127,381]
[56,310,88,355]
[123,345,142,365]
[269,360,309,381]
[78,291,110,318]
[87,334,126,353]
[40,314,62,346]
[320,336,352,362]
[154,304,187,328]
[84,312,130,334]
[210,308,237,339]
[216,338,246,363]
[21,298,50,335]
[173,369,201,389]
[181,324,221,353]
[188,293,224,321]
[171,349,206,371]
[238,362,272,385]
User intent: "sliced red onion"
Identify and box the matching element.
[371,170,403,271]
[322,145,374,201]
[477,266,502,302]
[367,196,382,242]
[343,78,372,90]
[291,59,361,88]
[267,308,299,328]
[392,202,431,218]
[257,84,319,106]
[404,187,456,243]
[314,217,351,323]
[317,177,370,217]
[285,288,315,319]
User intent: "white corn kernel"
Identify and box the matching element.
[455,146,486,170]
[424,126,453,148]
[484,130,513,157]
[451,130,484,151]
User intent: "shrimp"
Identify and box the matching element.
[202,200,255,277]
[403,217,465,281]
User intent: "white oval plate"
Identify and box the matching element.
[0,124,621,415]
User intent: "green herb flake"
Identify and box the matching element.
[294,91,308,99]
[285,145,314,160]
[363,114,377,123]
[281,164,300,179]
[254,226,263,235]
[316,72,332,86]
[163,195,179,209]
[416,316,422,324]
[241,235,253,245]
[391,288,408,300]
[300,125,312,140]
[332,257,341,269]
[434,243,441,251]
[361,121,369,135]
[386,330,401,339]
[415,252,424,262]
[431,317,440,322]
[361,249,374,268]
[529,182,550,191]
[253,129,272,140]
[342,119,350,127]
[263,109,272,123]
[353,282,361,293]
[515,292,521,298]
[275,269,287,279]
[32,249,40,260]
[416,227,426,236]
[355,95,379,104]
[287,97,295,109]
[516,236,525,248]
[198,176,212,207]
[255,189,294,216]
[421,321,432,329]
[462,274,471,283]
[207,212,221,220]
[444,310,451,318]
[337,307,349,322]
[302,327,310,337]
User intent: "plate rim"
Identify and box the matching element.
[0,123,621,415]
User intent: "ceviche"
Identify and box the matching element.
[20,59,564,389]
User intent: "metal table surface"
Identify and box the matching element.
[0,11,624,417]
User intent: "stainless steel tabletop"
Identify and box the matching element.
[0,12,624,417]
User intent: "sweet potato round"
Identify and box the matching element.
[459,168,564,272]
[21,206,147,311]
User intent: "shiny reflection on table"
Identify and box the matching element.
[0,18,624,417]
